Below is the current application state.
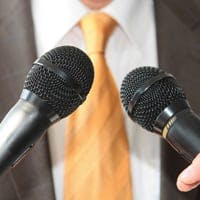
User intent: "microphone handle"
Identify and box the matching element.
[165,109,200,163]
[0,99,51,174]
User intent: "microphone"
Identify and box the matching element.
[120,66,200,163]
[0,46,94,174]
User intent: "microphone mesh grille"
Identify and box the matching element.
[24,46,94,118]
[120,66,186,132]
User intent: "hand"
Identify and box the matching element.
[177,153,200,192]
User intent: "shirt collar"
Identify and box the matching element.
[102,0,154,45]
[58,0,154,45]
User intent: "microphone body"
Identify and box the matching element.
[0,90,57,173]
[0,100,50,172]
[154,100,200,162]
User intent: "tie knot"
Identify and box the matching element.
[79,12,117,54]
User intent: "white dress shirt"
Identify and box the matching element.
[31,0,160,199]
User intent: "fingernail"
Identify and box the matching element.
[180,166,193,180]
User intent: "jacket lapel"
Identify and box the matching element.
[0,1,55,199]
[155,0,200,199]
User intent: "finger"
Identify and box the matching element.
[177,154,200,192]
[177,175,200,192]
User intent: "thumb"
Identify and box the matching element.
[177,153,200,192]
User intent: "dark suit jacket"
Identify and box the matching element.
[0,0,200,199]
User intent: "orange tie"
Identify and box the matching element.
[64,12,133,200]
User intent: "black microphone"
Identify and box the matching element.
[120,66,200,163]
[0,46,94,174]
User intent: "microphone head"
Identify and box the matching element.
[23,46,94,118]
[120,66,186,132]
